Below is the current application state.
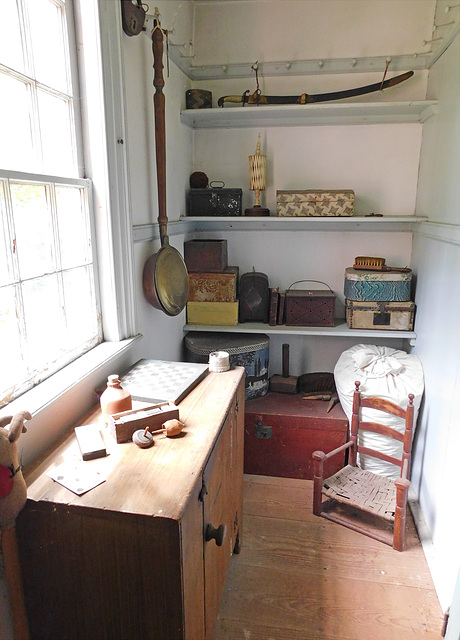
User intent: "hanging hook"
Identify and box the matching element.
[179,41,195,59]
[251,61,261,101]
[150,8,170,77]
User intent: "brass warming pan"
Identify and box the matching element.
[143,19,188,316]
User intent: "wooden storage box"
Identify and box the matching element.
[344,267,412,302]
[184,239,228,273]
[285,284,336,326]
[345,299,415,330]
[188,267,238,302]
[187,301,239,325]
[244,391,348,479]
[108,402,180,443]
[188,188,242,217]
[277,190,355,217]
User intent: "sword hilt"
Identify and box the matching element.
[218,90,250,107]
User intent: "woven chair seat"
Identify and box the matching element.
[322,465,396,522]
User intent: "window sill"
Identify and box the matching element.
[1,335,142,467]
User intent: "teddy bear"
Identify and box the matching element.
[0,410,32,639]
[0,411,32,531]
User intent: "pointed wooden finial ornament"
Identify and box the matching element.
[245,133,270,216]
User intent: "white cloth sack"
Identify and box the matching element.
[334,344,424,479]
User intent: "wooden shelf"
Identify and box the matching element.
[179,215,428,234]
[181,101,437,129]
[133,215,428,243]
[184,321,416,345]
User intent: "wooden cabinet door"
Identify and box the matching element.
[230,376,245,554]
[202,400,235,640]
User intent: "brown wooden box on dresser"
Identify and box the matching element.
[16,367,245,640]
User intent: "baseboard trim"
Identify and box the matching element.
[409,487,449,612]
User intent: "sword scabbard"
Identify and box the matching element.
[217,71,414,107]
[247,94,268,105]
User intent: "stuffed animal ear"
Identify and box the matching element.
[0,416,13,429]
[8,411,32,443]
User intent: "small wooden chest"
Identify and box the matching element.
[184,239,228,273]
[276,190,355,217]
[108,402,180,443]
[244,392,348,479]
[188,267,238,302]
[345,299,415,330]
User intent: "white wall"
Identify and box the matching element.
[411,35,460,608]
[123,1,195,361]
[192,0,435,66]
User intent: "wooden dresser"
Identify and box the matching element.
[16,367,245,640]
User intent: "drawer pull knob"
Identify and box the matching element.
[205,523,227,547]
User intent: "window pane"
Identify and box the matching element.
[11,182,55,279]
[0,0,101,406]
[0,184,14,286]
[56,186,91,268]
[0,73,34,172]
[27,0,68,93]
[22,274,65,369]
[0,0,24,73]
[38,90,76,177]
[63,266,98,346]
[0,286,27,401]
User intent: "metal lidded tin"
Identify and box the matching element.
[285,280,336,327]
[184,332,270,399]
[186,89,212,109]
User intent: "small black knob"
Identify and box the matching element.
[205,523,227,547]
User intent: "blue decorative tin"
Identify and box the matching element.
[344,268,412,302]
[184,332,269,399]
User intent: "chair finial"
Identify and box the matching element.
[354,380,360,392]
[408,393,414,406]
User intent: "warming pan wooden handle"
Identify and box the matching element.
[152,21,167,245]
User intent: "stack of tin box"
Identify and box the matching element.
[184,239,239,325]
[344,260,415,331]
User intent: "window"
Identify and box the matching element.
[0,0,102,406]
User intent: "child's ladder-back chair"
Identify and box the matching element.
[312,380,415,551]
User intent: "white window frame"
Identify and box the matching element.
[73,0,136,342]
[0,1,140,464]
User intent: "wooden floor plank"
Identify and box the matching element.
[213,475,443,640]
[239,514,434,589]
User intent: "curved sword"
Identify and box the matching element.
[217,71,414,107]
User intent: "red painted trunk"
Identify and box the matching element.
[244,392,348,479]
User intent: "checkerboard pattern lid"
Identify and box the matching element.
[119,359,208,404]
